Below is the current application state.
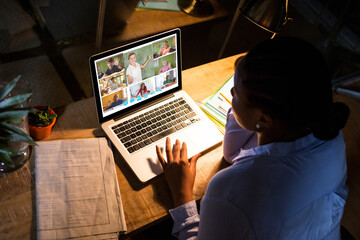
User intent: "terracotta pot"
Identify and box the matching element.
[29,106,56,140]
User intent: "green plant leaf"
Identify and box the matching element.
[0,75,21,101]
[0,152,15,168]
[0,129,34,143]
[0,129,14,138]
[0,122,36,145]
[0,144,20,155]
[11,107,35,112]
[0,93,32,110]
[28,107,56,126]
[0,110,29,123]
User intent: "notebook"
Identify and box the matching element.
[89,28,223,182]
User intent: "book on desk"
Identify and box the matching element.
[198,75,234,134]
[35,138,126,240]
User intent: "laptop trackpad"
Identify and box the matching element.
[136,123,222,182]
[155,133,199,161]
[155,123,220,160]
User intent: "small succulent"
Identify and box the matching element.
[0,75,35,168]
[28,106,57,127]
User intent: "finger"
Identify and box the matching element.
[189,153,201,172]
[156,145,166,167]
[180,141,188,163]
[165,137,173,163]
[172,139,181,161]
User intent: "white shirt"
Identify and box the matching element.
[169,109,348,240]
[126,63,142,97]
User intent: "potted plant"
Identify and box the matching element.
[28,106,57,140]
[0,75,35,170]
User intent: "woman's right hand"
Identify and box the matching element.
[156,137,201,208]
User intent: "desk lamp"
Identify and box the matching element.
[178,0,214,18]
[218,0,289,60]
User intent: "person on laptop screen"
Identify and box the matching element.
[103,57,124,77]
[158,40,171,57]
[156,37,349,239]
[126,53,152,97]
[158,60,172,74]
[106,94,126,110]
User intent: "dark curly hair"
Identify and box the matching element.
[236,37,349,140]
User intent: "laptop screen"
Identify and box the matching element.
[89,29,181,123]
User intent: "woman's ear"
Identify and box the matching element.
[256,112,273,131]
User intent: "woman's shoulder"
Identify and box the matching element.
[206,157,262,193]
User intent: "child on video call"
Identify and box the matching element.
[136,83,150,97]
[158,41,171,57]
[158,60,172,74]
[109,77,122,91]
[163,75,175,85]
[103,57,124,77]
[107,94,126,110]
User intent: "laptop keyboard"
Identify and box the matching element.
[111,97,200,153]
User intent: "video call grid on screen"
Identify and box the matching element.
[94,33,179,118]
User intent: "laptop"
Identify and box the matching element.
[89,28,223,182]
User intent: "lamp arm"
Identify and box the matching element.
[218,1,243,59]
[333,87,360,100]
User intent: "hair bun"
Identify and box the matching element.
[309,102,350,140]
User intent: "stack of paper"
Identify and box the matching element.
[35,138,126,240]
[198,75,234,134]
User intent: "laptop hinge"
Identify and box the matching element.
[113,93,176,122]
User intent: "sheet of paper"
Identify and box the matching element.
[200,75,234,125]
[206,75,233,118]
[35,138,126,240]
[218,75,234,102]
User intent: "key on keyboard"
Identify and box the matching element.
[111,97,200,154]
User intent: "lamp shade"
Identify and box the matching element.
[240,0,288,33]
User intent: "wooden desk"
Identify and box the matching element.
[0,54,244,239]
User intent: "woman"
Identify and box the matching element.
[126,52,151,97]
[156,37,349,239]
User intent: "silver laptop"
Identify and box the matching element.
[89,28,223,182]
